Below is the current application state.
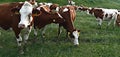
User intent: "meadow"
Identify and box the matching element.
[0,0,120,57]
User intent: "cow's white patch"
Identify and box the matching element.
[19,1,33,28]
[45,3,53,7]
[39,2,53,7]
[102,9,118,19]
[86,10,90,14]
[56,7,59,12]
[57,13,63,18]
[63,8,69,12]
[72,30,79,45]
[16,34,22,46]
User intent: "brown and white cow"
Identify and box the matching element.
[37,3,78,39]
[78,6,118,28]
[0,1,37,54]
[35,2,60,38]
[33,5,80,45]
[0,2,24,54]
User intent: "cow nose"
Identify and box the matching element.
[18,24,25,29]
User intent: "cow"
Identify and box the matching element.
[0,2,24,54]
[78,6,118,28]
[38,3,78,39]
[0,0,37,54]
[33,5,80,45]
[34,2,60,38]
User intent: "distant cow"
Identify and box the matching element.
[78,6,118,28]
[0,1,37,54]
[33,5,80,45]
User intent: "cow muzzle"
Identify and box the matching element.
[18,24,25,29]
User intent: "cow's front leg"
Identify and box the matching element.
[16,34,24,54]
[23,27,32,44]
[23,26,32,51]
[13,28,24,54]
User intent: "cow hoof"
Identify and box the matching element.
[74,44,79,47]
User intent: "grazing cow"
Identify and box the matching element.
[78,6,118,28]
[35,2,60,38]
[33,5,80,45]
[0,1,37,54]
[38,3,78,39]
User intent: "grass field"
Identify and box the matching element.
[0,0,120,57]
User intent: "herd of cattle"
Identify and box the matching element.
[0,0,120,54]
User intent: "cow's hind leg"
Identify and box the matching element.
[16,34,24,54]
[41,26,47,38]
[107,19,112,28]
[33,28,38,42]
[57,24,62,38]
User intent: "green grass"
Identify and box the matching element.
[1,0,120,57]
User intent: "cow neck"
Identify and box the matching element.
[65,8,75,33]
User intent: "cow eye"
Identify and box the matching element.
[28,13,32,19]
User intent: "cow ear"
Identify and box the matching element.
[11,7,20,14]
[32,8,41,16]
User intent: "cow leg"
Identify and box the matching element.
[33,28,38,42]
[34,28,38,38]
[107,19,112,28]
[97,18,102,29]
[23,26,32,51]
[23,27,32,43]
[57,24,62,38]
[113,18,117,28]
[13,28,24,54]
[41,26,46,38]
[16,34,24,54]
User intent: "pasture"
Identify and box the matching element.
[0,0,120,57]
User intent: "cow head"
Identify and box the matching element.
[68,30,80,45]
[11,1,37,29]
[18,1,35,29]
